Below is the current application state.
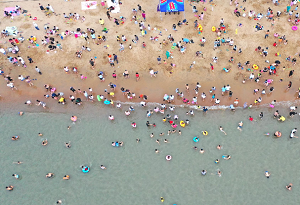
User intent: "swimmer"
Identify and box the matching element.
[201,170,207,176]
[6,185,14,191]
[274,131,282,138]
[46,173,54,178]
[12,174,19,179]
[223,155,231,160]
[171,130,176,134]
[156,139,160,144]
[63,175,70,180]
[219,126,227,135]
[56,200,62,204]
[38,133,43,136]
[100,165,106,170]
[116,103,121,108]
[190,110,194,115]
[286,183,293,191]
[215,159,220,164]
[193,146,198,150]
[202,130,208,135]
[12,136,19,141]
[13,161,23,164]
[217,170,222,177]
[119,141,124,146]
[167,130,171,135]
[200,148,204,154]
[237,121,243,131]
[131,122,137,128]
[108,115,114,120]
[273,110,279,118]
[42,139,48,146]
[264,133,270,136]
[153,123,156,127]
[150,133,154,138]
[217,145,222,150]
[65,141,71,148]
[136,138,140,143]
[164,139,169,143]
[160,133,164,136]
[67,126,71,130]
[185,119,190,125]
[125,110,130,116]
[265,171,270,178]
[178,130,182,135]
[155,149,159,153]
[19,112,23,116]
[259,112,264,119]
[162,117,167,122]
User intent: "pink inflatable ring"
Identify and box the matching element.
[292,26,298,31]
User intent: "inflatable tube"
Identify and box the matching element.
[292,26,298,31]
[166,155,172,161]
[97,95,101,101]
[104,100,110,105]
[198,25,202,30]
[82,166,90,173]
[71,116,77,122]
[171,46,176,50]
[161,197,164,202]
[193,137,199,142]
[253,64,259,70]
[212,26,216,32]
[180,121,185,127]
[202,131,208,136]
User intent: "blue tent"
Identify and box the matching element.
[160,0,184,12]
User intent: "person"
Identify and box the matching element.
[46,173,54,178]
[290,128,298,138]
[219,126,227,135]
[201,170,207,176]
[100,165,106,170]
[265,171,270,178]
[12,174,19,179]
[65,142,71,148]
[42,139,48,146]
[63,175,70,180]
[217,145,222,150]
[199,149,204,154]
[13,161,23,164]
[6,185,14,191]
[155,149,159,153]
[286,183,293,191]
[237,121,243,131]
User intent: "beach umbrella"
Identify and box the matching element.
[76,98,81,103]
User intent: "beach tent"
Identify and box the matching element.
[158,0,185,19]
[160,0,184,12]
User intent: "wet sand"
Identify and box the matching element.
[0,0,299,108]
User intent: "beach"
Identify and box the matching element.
[1,0,300,204]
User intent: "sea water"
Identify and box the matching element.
[1,102,300,205]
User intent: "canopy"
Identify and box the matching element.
[160,0,184,12]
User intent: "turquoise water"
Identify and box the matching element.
[1,103,300,205]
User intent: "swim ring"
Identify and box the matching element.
[161,197,164,202]
[253,64,259,70]
[292,26,298,31]
[104,100,110,105]
[202,131,208,136]
[82,166,90,173]
[180,121,186,127]
[166,155,172,161]
[71,116,77,122]
[171,46,176,50]
[193,137,199,142]
[212,26,216,32]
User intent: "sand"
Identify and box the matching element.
[0,0,299,108]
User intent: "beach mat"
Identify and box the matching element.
[4,7,20,16]
[81,1,98,10]
[107,0,120,13]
